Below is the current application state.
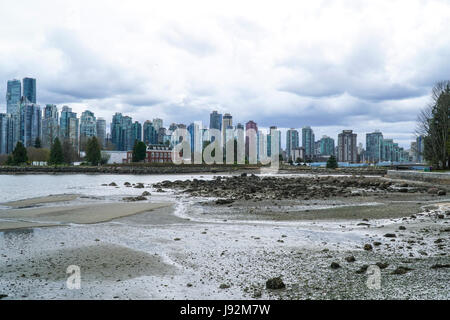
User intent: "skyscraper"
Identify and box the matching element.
[42,104,59,149]
[209,111,222,131]
[132,121,142,143]
[96,118,106,147]
[245,120,258,160]
[111,113,134,151]
[0,113,14,154]
[319,136,335,156]
[22,77,36,104]
[222,113,233,146]
[80,110,97,151]
[302,126,315,159]
[286,129,299,161]
[337,130,357,162]
[19,98,41,148]
[153,118,163,132]
[143,121,157,145]
[60,106,79,151]
[366,131,384,163]
[6,79,21,115]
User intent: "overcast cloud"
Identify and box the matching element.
[1,0,450,148]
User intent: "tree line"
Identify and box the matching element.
[4,136,103,166]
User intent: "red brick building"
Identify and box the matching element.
[125,145,172,163]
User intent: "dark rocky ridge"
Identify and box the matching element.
[153,174,443,201]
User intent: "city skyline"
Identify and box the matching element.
[1,1,449,149]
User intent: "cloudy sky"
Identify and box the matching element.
[1,0,450,148]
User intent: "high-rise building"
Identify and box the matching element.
[143,121,157,145]
[132,121,142,143]
[0,113,14,154]
[319,136,335,156]
[96,118,106,147]
[267,126,282,157]
[19,98,41,148]
[22,77,36,104]
[6,79,21,115]
[42,104,59,149]
[337,130,357,162]
[302,126,315,159]
[209,111,222,131]
[79,110,97,151]
[111,113,134,151]
[60,106,79,151]
[153,118,163,132]
[366,131,384,163]
[222,113,233,146]
[245,120,258,159]
[286,129,299,160]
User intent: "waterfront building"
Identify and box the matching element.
[96,118,106,147]
[22,77,36,104]
[302,126,315,159]
[19,98,41,148]
[319,136,335,156]
[337,130,357,162]
[6,79,21,115]
[286,129,299,161]
[366,131,384,163]
[42,104,59,149]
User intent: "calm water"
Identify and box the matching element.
[0,174,217,203]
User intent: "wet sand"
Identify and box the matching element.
[0,202,172,231]
[2,194,79,208]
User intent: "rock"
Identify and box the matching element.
[430,264,450,269]
[266,277,285,289]
[109,182,117,186]
[124,182,131,186]
[134,183,144,189]
[356,265,369,274]
[364,244,373,251]
[398,226,406,230]
[438,214,444,219]
[376,262,389,269]
[141,191,151,196]
[186,283,193,287]
[122,196,147,202]
[345,256,356,263]
[398,188,408,193]
[392,266,413,275]
[216,199,234,205]
[357,223,371,226]
[252,291,262,298]
[330,262,341,269]
[174,238,181,241]
[384,233,397,238]
[427,188,439,194]
[373,241,382,246]
[0,294,7,299]
[437,190,446,196]
[219,284,230,289]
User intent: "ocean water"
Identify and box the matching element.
[0,173,218,203]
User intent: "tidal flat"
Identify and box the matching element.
[0,173,448,299]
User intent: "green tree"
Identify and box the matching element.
[132,140,147,162]
[417,81,450,169]
[326,155,338,169]
[62,140,76,165]
[86,136,102,165]
[34,137,41,148]
[48,138,64,165]
[11,141,28,165]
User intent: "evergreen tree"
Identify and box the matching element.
[326,155,338,169]
[11,142,28,165]
[86,136,102,165]
[48,138,64,165]
[132,140,147,162]
[34,137,42,148]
